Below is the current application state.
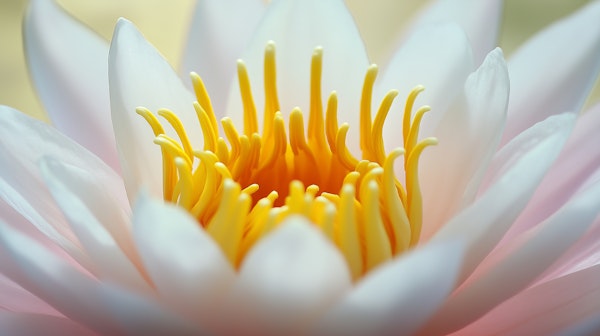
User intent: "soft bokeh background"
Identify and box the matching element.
[1,0,598,122]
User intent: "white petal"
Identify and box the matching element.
[225,216,351,335]
[424,177,600,335]
[109,19,196,201]
[458,265,600,335]
[506,103,600,239]
[132,193,234,331]
[39,157,149,291]
[420,48,509,239]
[502,1,600,143]
[226,0,369,144]
[315,239,465,336]
[377,23,474,151]
[432,113,576,283]
[0,312,95,336]
[180,0,266,118]
[98,283,205,336]
[410,0,503,64]
[0,274,60,316]
[23,0,118,169]
[0,106,114,269]
[0,223,120,334]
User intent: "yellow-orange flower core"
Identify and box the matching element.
[137,42,436,279]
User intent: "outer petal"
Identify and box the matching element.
[98,283,206,336]
[0,312,95,336]
[132,193,235,332]
[180,0,266,118]
[224,216,351,335]
[424,177,600,335]
[23,0,118,170]
[457,265,600,335]
[39,157,149,292]
[377,23,474,151]
[502,1,600,143]
[0,223,121,335]
[0,106,119,270]
[315,239,465,336]
[420,48,509,239]
[505,103,600,239]
[226,0,369,149]
[410,0,503,64]
[0,274,60,316]
[431,113,576,283]
[109,19,196,201]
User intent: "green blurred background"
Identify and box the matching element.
[1,0,598,122]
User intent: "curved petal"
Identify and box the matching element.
[226,0,369,150]
[424,177,600,335]
[180,0,266,118]
[23,0,118,170]
[376,23,474,151]
[39,157,149,292]
[0,223,121,335]
[409,0,503,64]
[315,239,465,336]
[109,19,196,201]
[0,312,95,336]
[420,48,509,239]
[431,113,576,285]
[506,103,600,239]
[502,1,600,143]
[98,283,206,336]
[0,274,60,316]
[0,106,116,270]
[457,265,600,335]
[224,216,351,335]
[132,193,235,331]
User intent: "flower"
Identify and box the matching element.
[1,0,600,335]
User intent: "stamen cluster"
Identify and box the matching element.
[138,42,436,279]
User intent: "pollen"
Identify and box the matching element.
[137,41,436,280]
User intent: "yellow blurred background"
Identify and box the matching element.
[1,0,598,122]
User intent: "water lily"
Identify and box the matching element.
[1,0,600,335]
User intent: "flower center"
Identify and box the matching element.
[137,42,436,279]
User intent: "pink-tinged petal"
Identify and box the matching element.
[132,193,234,331]
[0,312,95,336]
[226,0,369,147]
[0,274,60,316]
[0,224,121,335]
[539,215,600,283]
[377,23,474,151]
[506,103,600,239]
[555,310,600,336]
[410,0,503,64]
[456,265,600,335]
[23,0,118,170]
[502,1,600,143]
[420,48,509,239]
[109,18,196,201]
[181,0,265,118]
[0,106,112,270]
[316,239,465,336]
[424,177,600,335]
[98,283,206,335]
[432,113,575,284]
[225,216,351,335]
[39,157,150,292]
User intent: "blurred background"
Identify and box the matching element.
[1,0,598,121]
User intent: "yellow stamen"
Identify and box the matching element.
[137,43,436,279]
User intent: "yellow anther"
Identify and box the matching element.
[158,108,194,159]
[371,90,399,164]
[403,85,425,149]
[236,61,258,136]
[360,65,378,155]
[325,92,339,153]
[308,46,327,151]
[190,72,218,132]
[193,102,218,152]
